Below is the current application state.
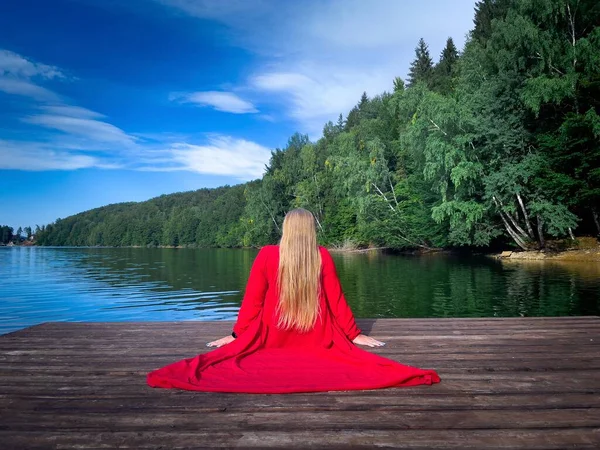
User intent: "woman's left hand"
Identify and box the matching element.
[352,334,385,347]
[206,335,235,348]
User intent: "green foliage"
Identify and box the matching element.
[432,37,459,94]
[0,226,14,244]
[36,185,247,247]
[36,0,599,249]
[407,38,434,88]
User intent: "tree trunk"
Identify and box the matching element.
[592,207,600,236]
[314,214,324,232]
[498,211,528,250]
[537,215,546,249]
[493,196,529,249]
[567,3,579,114]
[497,197,530,242]
[568,227,575,240]
[372,183,431,250]
[516,193,534,239]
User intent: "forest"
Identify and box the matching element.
[21,0,599,250]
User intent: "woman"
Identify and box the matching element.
[147,209,440,393]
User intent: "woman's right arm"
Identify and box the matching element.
[232,246,270,337]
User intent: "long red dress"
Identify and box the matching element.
[147,245,440,393]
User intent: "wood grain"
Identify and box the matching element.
[1,317,599,448]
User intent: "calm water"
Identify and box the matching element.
[1,247,599,335]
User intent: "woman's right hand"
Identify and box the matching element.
[352,334,385,347]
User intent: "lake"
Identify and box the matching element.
[1,247,599,335]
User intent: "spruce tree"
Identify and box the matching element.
[358,92,369,110]
[393,77,405,93]
[472,0,510,43]
[407,38,434,88]
[432,37,459,94]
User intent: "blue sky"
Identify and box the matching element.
[1,0,476,230]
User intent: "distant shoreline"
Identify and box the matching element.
[4,241,599,262]
[491,248,600,263]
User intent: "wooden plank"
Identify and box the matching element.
[2,392,600,412]
[1,428,598,449]
[8,320,598,335]
[2,360,599,374]
[3,408,600,432]
[0,378,598,397]
[1,318,599,449]
[6,317,597,334]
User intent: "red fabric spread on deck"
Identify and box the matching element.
[147,245,441,393]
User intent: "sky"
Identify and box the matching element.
[0,0,476,230]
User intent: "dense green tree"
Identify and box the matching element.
[432,37,459,94]
[407,38,434,87]
[472,0,511,43]
[0,226,13,244]
[34,0,599,250]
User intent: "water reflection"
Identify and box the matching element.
[1,247,598,335]
[333,252,599,319]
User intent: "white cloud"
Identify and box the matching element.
[0,49,65,101]
[0,77,59,101]
[1,48,273,176]
[40,105,105,119]
[0,49,139,161]
[0,140,99,171]
[251,67,393,136]
[171,90,258,114]
[163,135,271,179]
[0,49,64,80]
[157,0,476,136]
[24,114,137,146]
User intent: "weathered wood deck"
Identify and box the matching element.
[1,317,599,449]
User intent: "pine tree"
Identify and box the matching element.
[393,77,405,93]
[407,38,434,88]
[345,106,360,131]
[358,92,369,110]
[472,0,510,43]
[432,37,459,94]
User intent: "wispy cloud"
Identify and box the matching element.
[251,68,392,135]
[0,49,65,101]
[0,49,64,80]
[0,49,139,167]
[157,0,476,136]
[0,140,99,171]
[0,49,271,178]
[143,135,270,180]
[170,90,258,114]
[40,105,105,119]
[24,114,137,146]
[0,78,59,101]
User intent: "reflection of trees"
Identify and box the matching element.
[333,253,599,318]
[24,248,600,320]
[58,247,258,305]
[501,260,600,317]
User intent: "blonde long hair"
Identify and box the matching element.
[277,208,321,332]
